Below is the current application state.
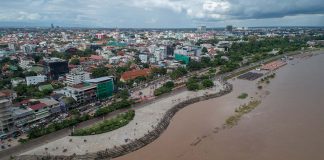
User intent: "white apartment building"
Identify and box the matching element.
[154,47,167,62]
[65,68,91,86]
[56,84,96,105]
[139,54,148,63]
[19,59,35,70]
[26,75,47,86]
[11,77,25,87]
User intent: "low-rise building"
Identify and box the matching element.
[39,98,61,116]
[120,69,150,82]
[11,77,25,87]
[58,76,114,105]
[11,106,35,128]
[139,54,148,63]
[0,90,17,102]
[26,75,47,86]
[19,59,35,70]
[29,102,50,123]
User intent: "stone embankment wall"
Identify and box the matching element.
[17,83,233,160]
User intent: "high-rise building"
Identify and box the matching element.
[197,26,207,33]
[51,23,54,29]
[44,58,69,80]
[65,68,91,86]
[0,95,13,133]
[226,25,233,32]
[166,45,174,56]
[8,43,15,52]
[20,44,36,54]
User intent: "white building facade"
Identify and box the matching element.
[26,75,47,86]
[65,68,91,86]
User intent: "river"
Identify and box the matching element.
[116,52,324,160]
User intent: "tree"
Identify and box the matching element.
[169,67,187,80]
[0,79,11,89]
[116,89,130,100]
[32,54,43,63]
[186,82,200,91]
[14,84,28,96]
[69,58,80,65]
[188,60,202,71]
[91,67,110,78]
[142,63,149,68]
[164,81,175,88]
[202,79,214,88]
[41,89,53,96]
[151,67,167,76]
[202,47,208,53]
[24,71,37,77]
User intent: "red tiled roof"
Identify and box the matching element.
[0,92,6,97]
[18,99,30,105]
[117,51,125,56]
[120,69,150,81]
[29,103,47,110]
[90,55,104,60]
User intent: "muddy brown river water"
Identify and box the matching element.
[116,53,324,160]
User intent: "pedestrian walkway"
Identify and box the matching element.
[21,81,225,156]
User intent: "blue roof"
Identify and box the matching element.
[107,41,127,47]
[84,76,114,83]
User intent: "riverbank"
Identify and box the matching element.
[16,80,230,159]
[12,49,323,160]
[116,50,324,160]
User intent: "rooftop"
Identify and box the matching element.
[0,99,10,103]
[120,69,150,81]
[29,102,47,110]
[84,76,114,83]
[44,57,66,63]
[39,98,59,106]
[90,55,104,60]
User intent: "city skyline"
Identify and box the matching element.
[0,0,324,28]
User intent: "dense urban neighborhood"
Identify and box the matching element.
[0,26,323,155]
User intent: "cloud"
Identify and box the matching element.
[0,11,42,21]
[0,0,323,27]
[127,0,324,21]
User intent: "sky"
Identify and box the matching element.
[0,0,323,28]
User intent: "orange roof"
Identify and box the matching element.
[0,92,6,97]
[79,57,89,62]
[0,90,15,97]
[105,64,113,68]
[90,55,104,60]
[117,51,125,56]
[261,61,287,70]
[120,69,150,81]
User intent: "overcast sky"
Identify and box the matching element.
[0,0,323,28]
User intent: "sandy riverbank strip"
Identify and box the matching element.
[17,80,230,159]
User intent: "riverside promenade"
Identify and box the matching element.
[17,80,230,159]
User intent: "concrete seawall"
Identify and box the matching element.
[17,82,233,160]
